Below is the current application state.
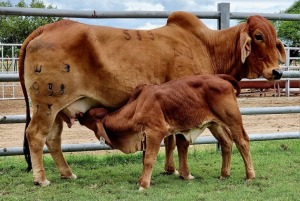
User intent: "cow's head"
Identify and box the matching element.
[240,15,286,80]
[78,107,112,146]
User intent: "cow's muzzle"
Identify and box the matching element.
[272,69,283,80]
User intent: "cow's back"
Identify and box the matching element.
[23,17,216,110]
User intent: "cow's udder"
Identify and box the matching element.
[59,97,101,128]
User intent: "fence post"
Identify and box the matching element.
[216,3,230,151]
[218,3,230,30]
[285,48,291,97]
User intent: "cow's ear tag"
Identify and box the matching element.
[240,33,251,63]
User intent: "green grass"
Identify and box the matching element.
[1,140,300,201]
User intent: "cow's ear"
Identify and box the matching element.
[276,39,286,63]
[240,33,252,63]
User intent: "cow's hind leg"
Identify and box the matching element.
[46,116,77,180]
[26,112,57,186]
[163,135,178,174]
[176,134,194,180]
[208,124,233,179]
[230,126,255,180]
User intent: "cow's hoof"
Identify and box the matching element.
[180,174,195,180]
[163,169,179,175]
[219,175,230,180]
[34,179,51,187]
[61,173,77,180]
[138,186,146,191]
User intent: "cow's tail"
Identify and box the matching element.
[217,74,241,96]
[19,27,44,172]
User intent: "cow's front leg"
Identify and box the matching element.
[138,134,163,190]
[176,134,194,180]
[163,135,177,174]
[46,116,77,180]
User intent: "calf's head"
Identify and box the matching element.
[78,107,112,145]
[240,15,285,80]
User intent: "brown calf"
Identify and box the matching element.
[78,74,255,190]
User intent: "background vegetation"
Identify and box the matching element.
[0,0,61,44]
[0,0,61,56]
[276,0,300,47]
[0,140,299,200]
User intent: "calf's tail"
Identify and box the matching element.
[19,27,44,172]
[217,74,241,96]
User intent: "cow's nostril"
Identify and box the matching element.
[272,69,283,80]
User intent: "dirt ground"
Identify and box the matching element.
[0,90,299,148]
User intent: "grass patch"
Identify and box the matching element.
[1,140,300,200]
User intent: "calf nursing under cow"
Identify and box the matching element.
[78,74,255,190]
[19,11,283,186]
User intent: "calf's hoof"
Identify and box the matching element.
[34,179,51,187]
[219,175,230,180]
[246,171,256,180]
[180,174,195,180]
[163,169,179,175]
[61,173,77,180]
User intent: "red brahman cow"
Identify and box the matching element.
[19,11,282,186]
[78,74,255,190]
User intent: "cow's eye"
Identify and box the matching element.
[255,34,263,41]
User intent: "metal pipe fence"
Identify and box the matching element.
[0,6,299,21]
[1,131,299,156]
[0,3,299,157]
[1,106,300,124]
[1,105,299,156]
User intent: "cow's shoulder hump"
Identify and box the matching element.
[166,11,207,31]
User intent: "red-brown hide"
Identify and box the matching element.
[19,11,280,186]
[79,74,255,190]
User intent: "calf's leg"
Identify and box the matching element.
[209,124,233,179]
[46,116,77,180]
[163,135,177,174]
[139,132,164,190]
[230,126,255,179]
[176,134,194,180]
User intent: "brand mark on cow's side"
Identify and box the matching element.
[63,64,70,72]
[136,31,142,41]
[123,30,155,41]
[32,82,40,95]
[34,65,42,73]
[123,30,131,40]
[174,48,183,56]
[47,83,54,96]
[174,47,194,59]
[47,104,52,115]
[59,84,65,95]
[147,31,155,40]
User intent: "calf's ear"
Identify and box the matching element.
[276,39,286,63]
[96,122,112,146]
[240,32,252,63]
